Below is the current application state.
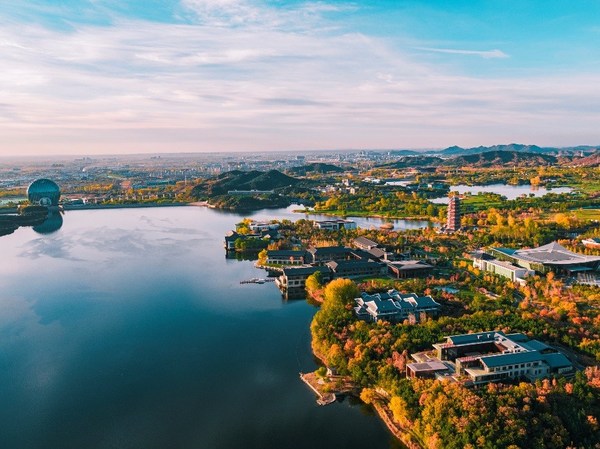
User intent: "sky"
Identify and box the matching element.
[1,0,600,155]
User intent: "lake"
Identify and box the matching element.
[430,184,573,204]
[0,206,403,449]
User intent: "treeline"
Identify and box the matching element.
[310,276,600,448]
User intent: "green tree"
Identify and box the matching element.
[305,271,323,293]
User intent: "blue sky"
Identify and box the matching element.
[1,0,600,154]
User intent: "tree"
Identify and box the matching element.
[258,249,268,265]
[305,271,323,293]
[323,278,360,306]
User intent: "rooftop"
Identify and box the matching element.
[354,236,379,248]
[498,241,600,265]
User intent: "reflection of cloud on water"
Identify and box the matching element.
[20,236,84,261]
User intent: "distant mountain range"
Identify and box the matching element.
[445,150,558,167]
[380,156,444,169]
[435,143,598,156]
[380,150,562,169]
[287,163,344,176]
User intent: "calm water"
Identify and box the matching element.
[0,206,401,449]
[430,184,573,204]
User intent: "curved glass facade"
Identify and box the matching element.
[27,179,61,207]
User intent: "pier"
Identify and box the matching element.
[299,372,356,406]
[240,278,275,285]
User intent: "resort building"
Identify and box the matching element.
[266,250,306,265]
[354,290,441,323]
[387,260,433,279]
[471,251,534,284]
[248,221,280,232]
[490,241,600,275]
[313,219,357,231]
[353,236,380,250]
[326,260,386,278]
[306,246,357,264]
[224,231,240,250]
[414,330,575,386]
[276,266,332,291]
[446,195,461,232]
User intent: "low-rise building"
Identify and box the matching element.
[471,251,534,284]
[353,236,380,250]
[248,221,280,232]
[307,246,356,264]
[276,266,332,291]
[491,241,600,275]
[314,219,357,231]
[426,330,574,386]
[387,260,433,278]
[224,231,240,250]
[354,290,441,323]
[326,260,386,278]
[266,250,306,265]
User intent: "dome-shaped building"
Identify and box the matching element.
[27,179,61,207]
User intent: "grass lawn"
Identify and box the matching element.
[570,208,600,221]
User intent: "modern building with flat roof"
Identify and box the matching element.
[387,260,433,279]
[471,250,534,284]
[426,330,574,386]
[313,219,357,231]
[491,241,600,274]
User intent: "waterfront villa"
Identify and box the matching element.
[354,290,441,323]
[407,331,574,386]
[313,219,357,231]
[266,250,306,265]
[276,266,332,291]
[248,221,280,232]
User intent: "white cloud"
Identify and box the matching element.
[0,1,598,154]
[415,47,509,59]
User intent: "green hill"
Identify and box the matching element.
[288,163,345,176]
[446,150,557,167]
[192,169,300,197]
[378,156,444,168]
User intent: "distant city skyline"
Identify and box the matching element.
[2,0,600,155]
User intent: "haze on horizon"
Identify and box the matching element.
[2,0,600,156]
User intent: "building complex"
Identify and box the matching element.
[407,331,574,386]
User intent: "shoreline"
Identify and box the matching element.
[293,208,439,222]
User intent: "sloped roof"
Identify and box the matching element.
[354,236,379,248]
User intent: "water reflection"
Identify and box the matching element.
[0,206,397,449]
[0,208,64,237]
[32,211,63,234]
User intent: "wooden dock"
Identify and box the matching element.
[239,278,276,285]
